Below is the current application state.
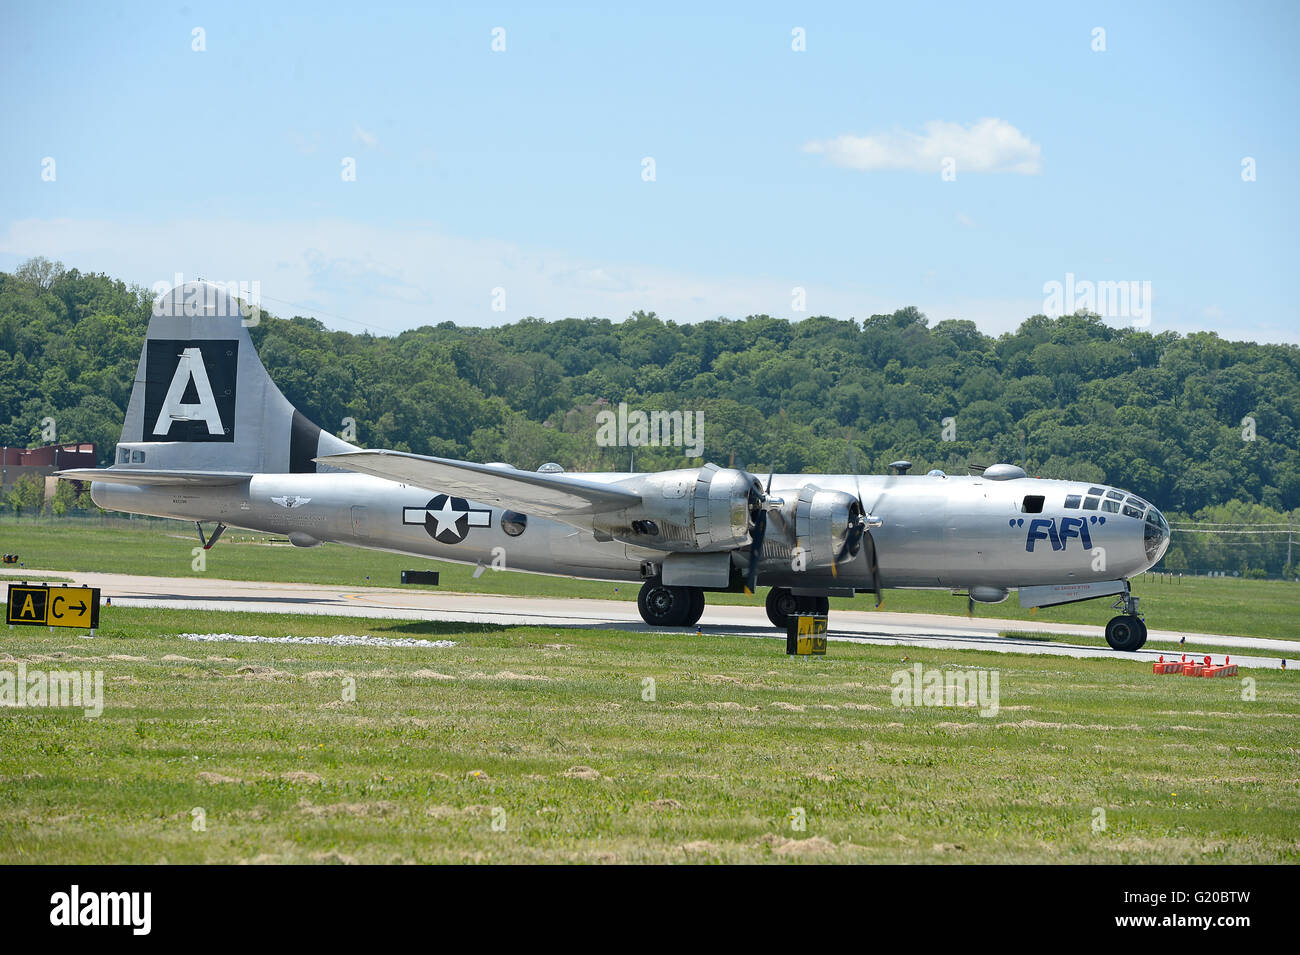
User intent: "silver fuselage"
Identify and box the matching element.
[92,470,1168,592]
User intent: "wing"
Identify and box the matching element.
[316,450,641,521]
[56,468,253,487]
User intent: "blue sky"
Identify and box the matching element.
[2,1,1297,341]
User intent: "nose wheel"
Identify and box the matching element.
[1104,587,1148,651]
[1104,615,1147,652]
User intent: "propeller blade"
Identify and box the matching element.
[744,508,767,595]
[865,530,883,608]
[742,465,778,595]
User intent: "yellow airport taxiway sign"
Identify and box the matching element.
[6,583,100,629]
[786,614,828,655]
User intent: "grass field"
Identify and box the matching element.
[2,605,1297,863]
[2,517,1298,640]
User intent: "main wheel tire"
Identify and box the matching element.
[683,588,706,627]
[1105,615,1146,652]
[765,587,798,629]
[637,580,693,627]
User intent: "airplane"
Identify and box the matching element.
[57,282,1171,651]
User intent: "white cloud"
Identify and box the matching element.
[803,118,1042,175]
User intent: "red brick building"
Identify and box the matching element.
[0,443,98,498]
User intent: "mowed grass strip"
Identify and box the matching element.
[2,518,1299,640]
[1,606,1297,864]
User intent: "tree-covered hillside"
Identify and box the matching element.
[2,260,1299,535]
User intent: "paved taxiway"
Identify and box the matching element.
[3,569,1295,670]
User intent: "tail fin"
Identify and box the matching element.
[114,281,357,474]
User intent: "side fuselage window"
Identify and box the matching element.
[1021,495,1045,514]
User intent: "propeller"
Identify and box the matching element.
[830,499,884,607]
[835,503,867,563]
[744,466,775,595]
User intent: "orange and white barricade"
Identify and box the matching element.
[1202,655,1238,678]
[1152,655,1182,675]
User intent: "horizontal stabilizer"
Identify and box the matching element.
[316,450,641,518]
[55,468,253,487]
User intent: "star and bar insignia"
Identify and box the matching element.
[402,494,492,544]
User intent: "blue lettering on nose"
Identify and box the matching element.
[1026,518,1061,552]
[1058,516,1093,550]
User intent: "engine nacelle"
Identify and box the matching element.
[790,485,863,570]
[614,463,760,552]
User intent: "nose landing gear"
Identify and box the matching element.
[1104,588,1147,652]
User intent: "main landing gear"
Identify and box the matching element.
[637,579,705,627]
[1104,589,1147,652]
[635,581,832,631]
[764,587,828,630]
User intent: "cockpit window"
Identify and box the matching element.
[1101,498,1120,513]
[1083,496,1099,510]
[1122,502,1144,519]
[1064,494,1082,509]
[1105,490,1124,500]
[1088,487,1105,496]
